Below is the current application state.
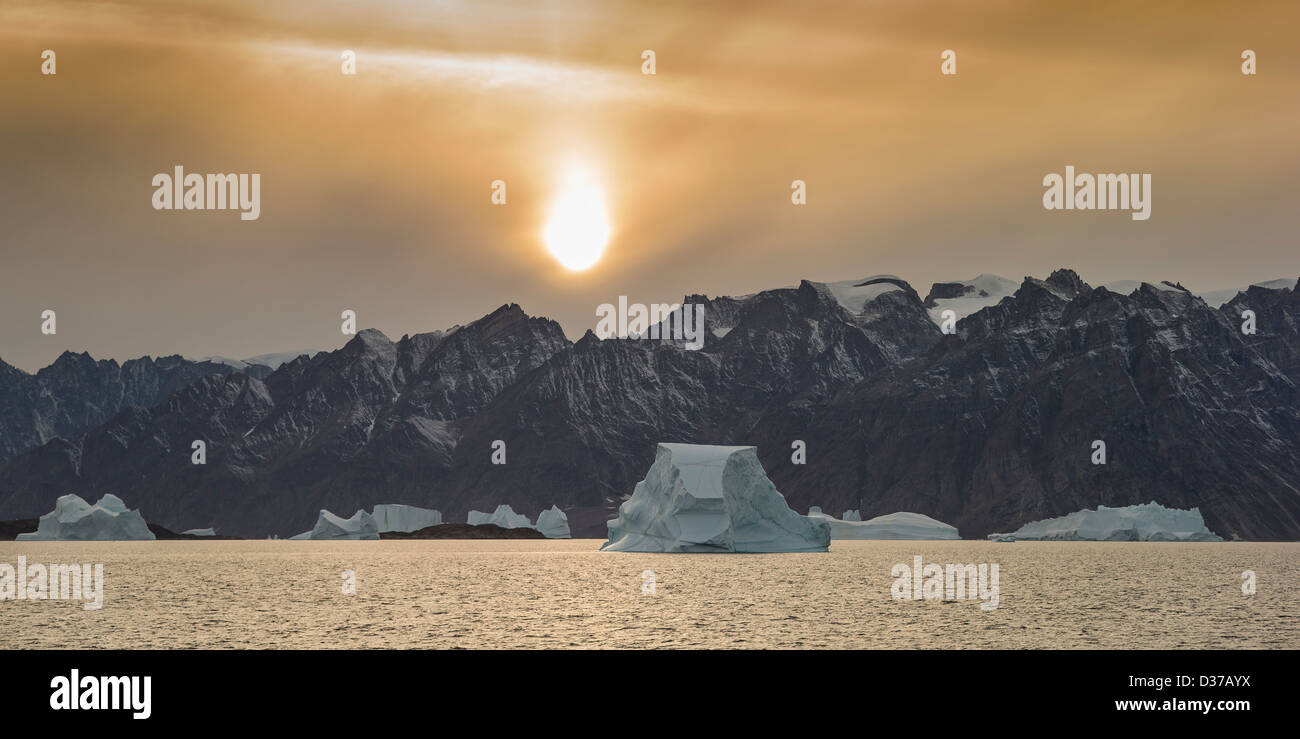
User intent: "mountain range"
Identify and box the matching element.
[1,270,1297,539]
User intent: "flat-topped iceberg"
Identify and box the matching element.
[369,504,442,533]
[602,444,830,553]
[291,509,380,540]
[988,502,1223,542]
[807,507,960,540]
[17,494,155,541]
[467,504,534,530]
[181,527,216,537]
[535,505,571,539]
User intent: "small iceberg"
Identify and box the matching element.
[602,443,830,553]
[17,494,155,541]
[535,505,571,539]
[988,502,1223,542]
[369,504,442,533]
[291,509,380,540]
[181,528,216,537]
[807,507,960,540]
[467,504,534,530]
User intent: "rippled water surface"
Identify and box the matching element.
[1,540,1294,649]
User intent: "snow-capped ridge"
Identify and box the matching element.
[923,273,1018,325]
[814,275,913,315]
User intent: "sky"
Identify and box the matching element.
[1,0,1297,372]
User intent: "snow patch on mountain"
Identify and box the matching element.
[819,276,907,315]
[1195,279,1295,308]
[1098,278,1292,307]
[924,274,1019,324]
[196,350,320,371]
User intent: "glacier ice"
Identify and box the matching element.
[369,504,442,533]
[181,527,216,537]
[535,505,571,539]
[822,275,906,314]
[17,494,156,541]
[291,509,380,540]
[602,443,830,553]
[988,502,1224,542]
[1193,278,1295,308]
[467,504,534,530]
[842,510,862,521]
[926,273,1019,325]
[807,506,960,540]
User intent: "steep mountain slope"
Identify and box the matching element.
[0,281,938,536]
[1,271,1296,540]
[754,271,1300,540]
[0,353,237,465]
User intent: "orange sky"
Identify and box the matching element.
[1,0,1297,371]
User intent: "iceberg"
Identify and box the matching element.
[988,502,1224,542]
[467,504,534,530]
[369,504,442,533]
[16,494,155,541]
[535,505,571,539]
[807,506,960,540]
[602,443,830,553]
[291,509,380,540]
[181,527,216,537]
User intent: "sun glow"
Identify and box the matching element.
[544,170,610,271]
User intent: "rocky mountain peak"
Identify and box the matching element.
[1043,268,1091,298]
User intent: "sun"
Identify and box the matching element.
[543,170,610,271]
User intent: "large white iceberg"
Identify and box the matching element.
[467,504,534,530]
[807,506,960,540]
[17,494,155,541]
[988,502,1223,542]
[535,505,571,539]
[369,504,442,533]
[291,509,380,540]
[602,444,830,553]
